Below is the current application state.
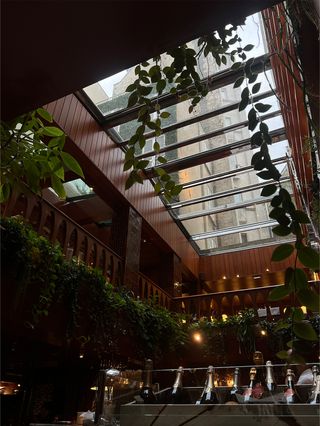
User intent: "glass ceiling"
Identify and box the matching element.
[81,12,296,255]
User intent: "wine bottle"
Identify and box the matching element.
[140,359,157,404]
[252,351,267,400]
[265,360,276,393]
[308,374,320,404]
[282,368,299,404]
[225,367,240,405]
[168,366,185,404]
[243,368,256,403]
[312,365,319,386]
[199,365,219,404]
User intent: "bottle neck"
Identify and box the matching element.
[286,377,295,390]
[173,371,183,390]
[232,369,239,390]
[144,370,153,388]
[312,367,319,386]
[206,372,214,390]
[266,365,275,385]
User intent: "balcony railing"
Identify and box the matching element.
[2,192,172,308]
[172,282,319,319]
[2,192,123,286]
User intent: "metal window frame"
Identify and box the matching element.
[145,127,287,177]
[191,219,278,241]
[135,109,281,159]
[176,156,288,191]
[76,54,271,128]
[166,176,290,210]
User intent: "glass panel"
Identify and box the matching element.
[110,70,276,143]
[173,162,290,205]
[168,139,289,189]
[63,179,94,198]
[174,180,293,217]
[183,202,277,236]
[195,226,286,252]
[148,114,284,164]
[83,12,268,118]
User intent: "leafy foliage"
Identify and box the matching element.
[1,217,187,359]
[0,109,83,201]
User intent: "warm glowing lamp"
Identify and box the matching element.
[301,306,307,314]
[193,332,202,343]
[222,314,228,322]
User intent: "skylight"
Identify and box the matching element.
[81,12,296,255]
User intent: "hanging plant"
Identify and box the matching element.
[122,6,319,362]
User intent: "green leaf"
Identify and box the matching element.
[127,91,138,108]
[268,285,291,301]
[293,210,310,224]
[0,182,11,203]
[251,131,263,146]
[248,108,258,131]
[244,44,254,51]
[157,156,167,164]
[160,111,170,119]
[251,151,262,165]
[125,172,136,190]
[239,97,249,112]
[156,79,166,93]
[36,108,53,123]
[255,103,272,113]
[293,321,318,341]
[153,141,160,153]
[170,184,183,196]
[271,244,294,261]
[297,246,319,269]
[257,171,272,180]
[60,152,84,178]
[261,184,277,197]
[272,225,291,236]
[51,174,66,198]
[136,160,149,169]
[233,76,244,88]
[154,181,162,194]
[297,289,320,312]
[54,167,65,180]
[125,83,136,93]
[276,350,289,359]
[231,62,242,70]
[288,353,306,365]
[274,321,290,331]
[41,126,64,137]
[271,195,282,207]
[260,122,269,133]
[291,268,308,291]
[123,159,134,171]
[252,83,261,94]
[291,307,304,322]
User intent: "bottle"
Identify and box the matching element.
[252,351,267,400]
[265,360,276,393]
[282,368,299,404]
[243,368,256,403]
[168,366,184,404]
[312,365,319,386]
[140,359,157,404]
[199,366,219,404]
[225,367,240,404]
[308,374,320,404]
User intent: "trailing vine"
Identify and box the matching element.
[1,216,187,359]
[123,7,319,362]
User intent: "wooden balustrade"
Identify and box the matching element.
[172,282,319,319]
[138,272,172,309]
[2,192,123,286]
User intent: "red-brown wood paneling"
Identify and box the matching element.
[199,244,298,282]
[263,6,313,207]
[45,95,199,277]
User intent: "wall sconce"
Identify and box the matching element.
[269,307,280,316]
[222,314,228,322]
[301,306,307,314]
[257,307,267,318]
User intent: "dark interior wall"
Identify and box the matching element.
[2,0,281,120]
